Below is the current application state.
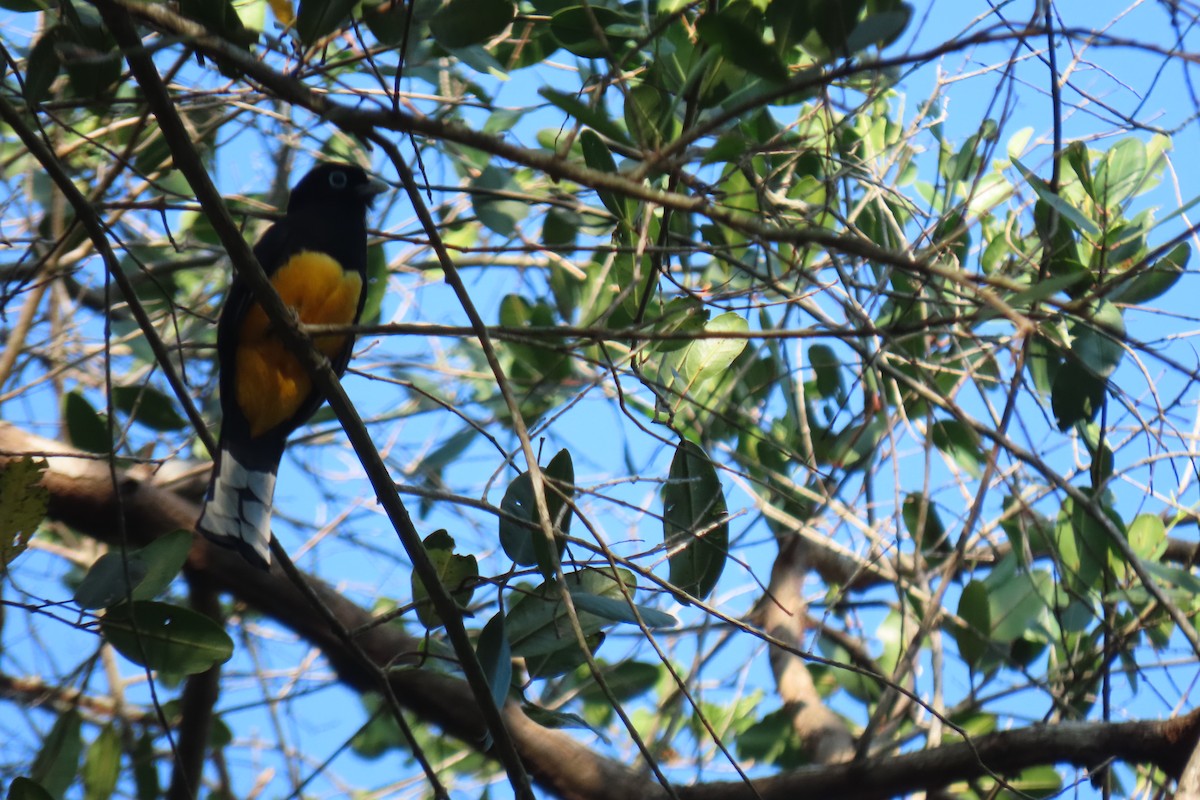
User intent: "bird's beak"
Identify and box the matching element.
[358,175,389,204]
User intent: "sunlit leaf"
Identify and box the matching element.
[0,457,47,569]
[83,725,122,800]
[411,530,479,629]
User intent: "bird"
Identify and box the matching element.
[197,162,387,569]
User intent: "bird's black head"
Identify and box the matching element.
[287,163,388,213]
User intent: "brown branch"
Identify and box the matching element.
[756,535,854,764]
[683,710,1200,800]
[0,671,156,726]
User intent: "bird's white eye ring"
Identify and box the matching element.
[329,171,348,189]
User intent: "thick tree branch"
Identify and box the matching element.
[758,535,854,763]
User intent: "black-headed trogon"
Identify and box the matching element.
[197,163,387,569]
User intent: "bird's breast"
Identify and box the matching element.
[235,251,363,437]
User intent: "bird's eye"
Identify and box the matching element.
[328,171,348,189]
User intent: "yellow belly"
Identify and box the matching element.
[235,251,362,437]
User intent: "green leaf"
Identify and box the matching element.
[59,21,120,103]
[1013,158,1099,236]
[569,592,677,629]
[476,611,512,712]
[112,385,186,431]
[844,6,912,53]
[30,709,82,798]
[695,10,787,84]
[295,0,357,44]
[362,0,410,44]
[471,165,529,237]
[808,343,844,401]
[360,242,389,326]
[649,311,749,428]
[579,129,628,224]
[1051,358,1106,430]
[24,26,63,106]
[430,0,515,48]
[663,440,729,601]
[63,390,110,454]
[810,0,864,55]
[542,206,579,255]
[549,4,629,59]
[0,457,48,569]
[131,732,158,800]
[986,567,1053,644]
[130,530,193,600]
[624,83,674,149]
[525,632,602,680]
[1058,496,1120,596]
[1069,301,1125,379]
[902,493,947,554]
[1065,141,1094,199]
[520,703,610,742]
[179,0,257,48]
[83,725,121,800]
[75,552,148,610]
[411,530,479,629]
[6,779,55,800]
[1127,513,1166,561]
[504,567,633,658]
[1005,764,1062,797]
[573,660,661,704]
[1025,333,1061,395]
[765,0,812,52]
[1094,137,1147,209]
[1114,242,1188,305]
[535,449,575,577]
[824,416,886,471]
[539,89,631,148]
[929,419,985,479]
[498,451,574,573]
[736,708,805,768]
[101,601,234,675]
[74,530,191,610]
[954,579,991,669]
[0,0,52,10]
[350,695,405,759]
